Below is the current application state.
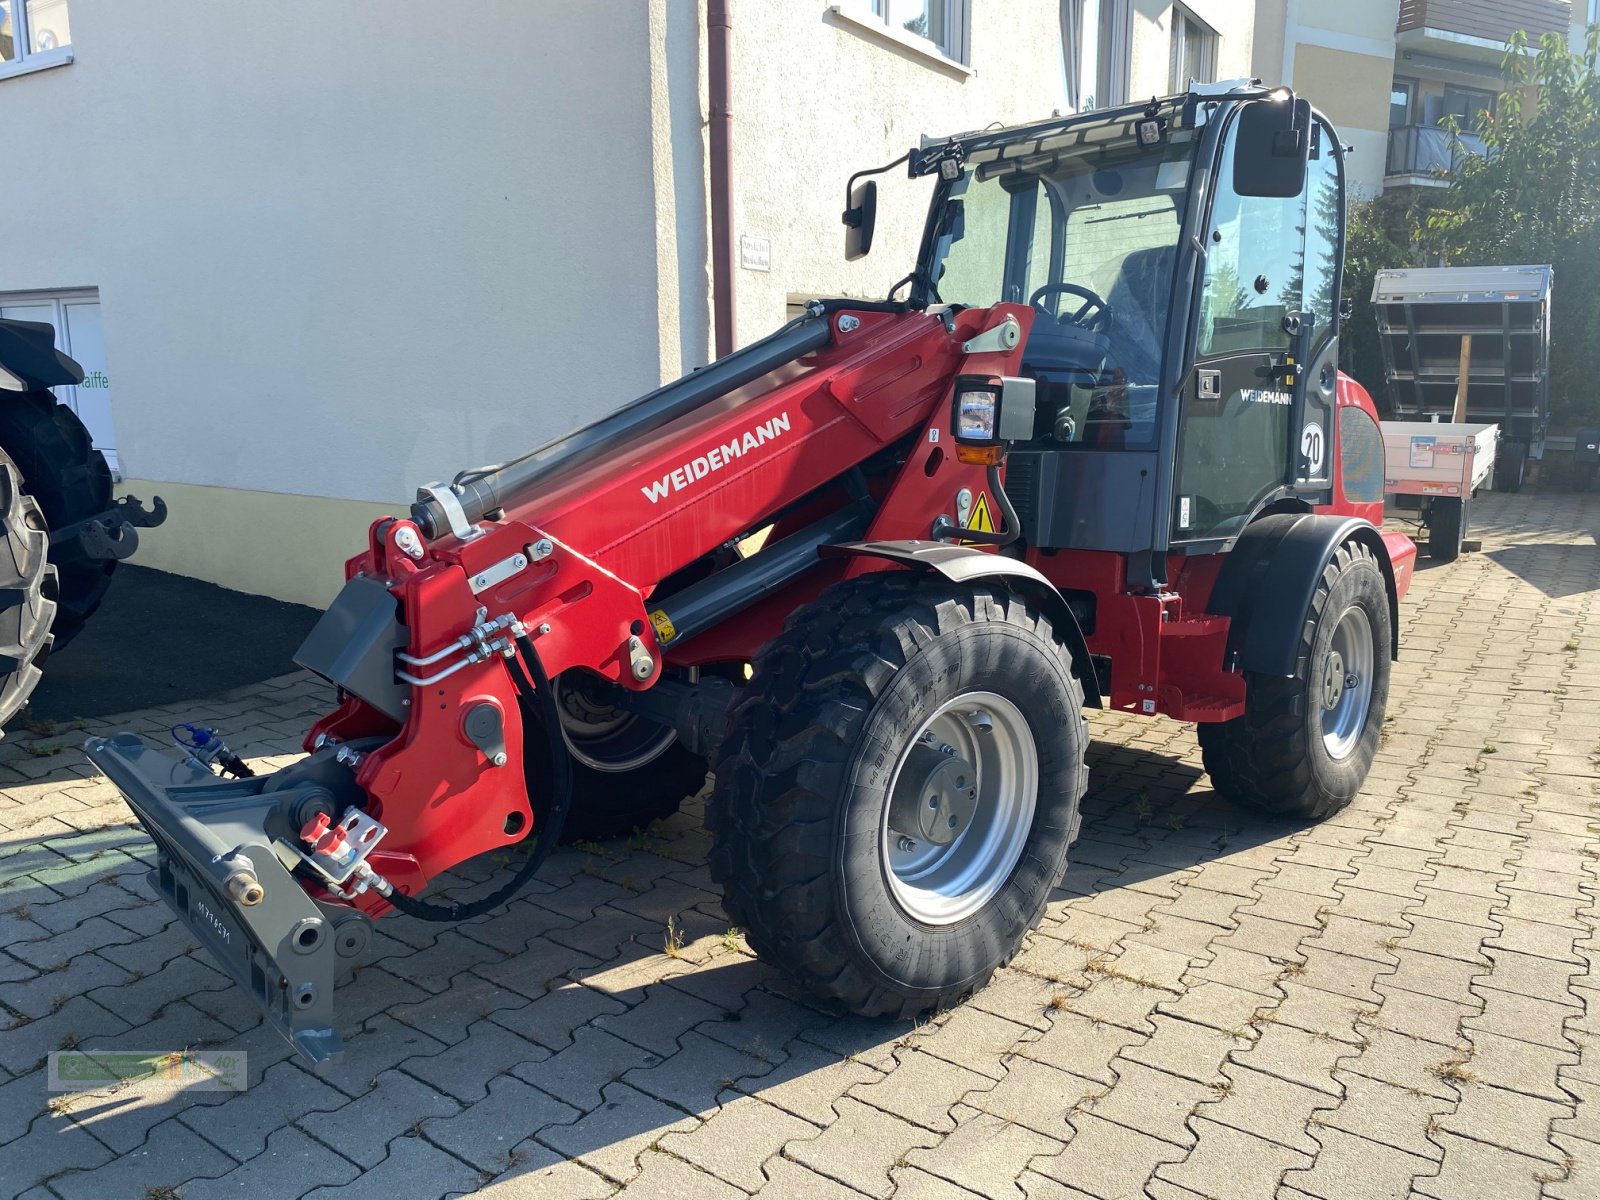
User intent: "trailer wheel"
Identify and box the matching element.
[546,671,707,842]
[710,577,1087,1019]
[1199,540,1390,821]
[1495,441,1526,493]
[1425,496,1467,562]
[0,451,58,725]
[0,392,115,648]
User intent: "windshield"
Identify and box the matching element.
[925,132,1196,448]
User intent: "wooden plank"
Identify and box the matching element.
[1453,333,1473,423]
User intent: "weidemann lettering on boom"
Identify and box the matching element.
[640,412,791,504]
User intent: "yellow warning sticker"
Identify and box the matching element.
[965,492,996,536]
[648,609,677,644]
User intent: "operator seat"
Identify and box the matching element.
[1104,245,1175,385]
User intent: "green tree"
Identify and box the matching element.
[1428,27,1600,429]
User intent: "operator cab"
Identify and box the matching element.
[908,88,1344,580]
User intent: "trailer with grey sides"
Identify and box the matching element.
[1372,265,1552,493]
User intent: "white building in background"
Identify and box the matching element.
[1,0,1255,606]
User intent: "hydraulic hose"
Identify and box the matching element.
[933,463,1022,548]
[382,634,572,923]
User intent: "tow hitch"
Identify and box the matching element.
[84,733,377,1067]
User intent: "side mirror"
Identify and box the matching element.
[1233,96,1311,198]
[843,179,877,261]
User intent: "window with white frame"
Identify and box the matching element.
[1062,0,1131,112]
[1168,4,1216,92]
[0,0,72,77]
[863,0,970,64]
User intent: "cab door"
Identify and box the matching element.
[1171,113,1339,543]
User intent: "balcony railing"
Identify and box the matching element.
[1386,124,1491,178]
[1397,0,1572,46]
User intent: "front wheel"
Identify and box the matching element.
[709,578,1088,1019]
[1199,540,1391,821]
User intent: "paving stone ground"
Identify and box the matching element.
[0,489,1596,1199]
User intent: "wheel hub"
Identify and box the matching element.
[1320,649,1346,710]
[888,742,979,847]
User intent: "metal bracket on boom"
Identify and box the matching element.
[961,315,1021,355]
[417,483,483,542]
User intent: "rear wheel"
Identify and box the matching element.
[0,450,58,725]
[1199,540,1390,821]
[710,577,1088,1018]
[1426,495,1467,562]
[550,671,708,843]
[0,392,115,648]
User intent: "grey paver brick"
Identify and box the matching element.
[1412,1131,1550,1199]
[903,1109,1065,1198]
[1018,1009,1147,1085]
[0,994,130,1076]
[48,1116,235,1200]
[176,1125,361,1200]
[784,1096,940,1199]
[910,1006,1035,1081]
[1285,1126,1438,1200]
[623,1027,773,1116]
[732,1035,880,1126]
[1154,1116,1312,1199]
[660,1093,820,1191]
[301,1131,485,1199]
[304,1067,461,1169]
[613,1148,748,1199]
[1465,986,1584,1049]
[1318,1072,1452,1161]
[1195,1061,1327,1153]
[1031,1110,1187,1196]
[534,1080,697,1184]
[176,1058,347,1161]
[1075,1058,1212,1147]
[1436,1081,1571,1163]
[588,979,723,1056]
[510,1024,659,1114]
[1121,1015,1246,1087]
[756,1156,882,1199]
[419,1071,580,1172]
[400,1018,549,1103]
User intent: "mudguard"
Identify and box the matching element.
[1206,513,1400,678]
[824,539,1103,707]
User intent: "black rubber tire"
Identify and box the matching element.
[1198,540,1391,821]
[0,392,115,648]
[0,450,59,726]
[1426,495,1467,562]
[1495,441,1526,494]
[557,742,709,843]
[709,576,1088,1019]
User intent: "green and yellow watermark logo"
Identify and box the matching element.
[48,1050,247,1092]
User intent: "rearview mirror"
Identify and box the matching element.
[843,179,877,261]
[1232,97,1311,199]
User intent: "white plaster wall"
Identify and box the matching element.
[0,0,666,507]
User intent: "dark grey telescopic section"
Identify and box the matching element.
[412,316,834,539]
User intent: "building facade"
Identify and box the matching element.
[1262,0,1588,197]
[0,1,1260,605]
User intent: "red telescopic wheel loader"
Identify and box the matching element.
[87,86,1416,1066]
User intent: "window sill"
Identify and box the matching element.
[828,6,974,79]
[0,48,74,83]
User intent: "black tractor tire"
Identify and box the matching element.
[709,576,1088,1019]
[1495,441,1526,493]
[1426,495,1467,562]
[535,670,708,843]
[0,450,59,725]
[1199,540,1391,822]
[556,744,709,843]
[0,392,115,648]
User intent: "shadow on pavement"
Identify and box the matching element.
[19,565,321,725]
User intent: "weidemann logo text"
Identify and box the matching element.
[641,412,791,504]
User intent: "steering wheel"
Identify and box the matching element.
[1029,282,1112,331]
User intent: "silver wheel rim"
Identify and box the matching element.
[880,691,1038,926]
[1319,605,1375,760]
[556,676,677,773]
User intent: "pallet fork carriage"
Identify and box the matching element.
[88,84,1415,1066]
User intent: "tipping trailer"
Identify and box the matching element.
[1372,265,1553,492]
[86,85,1415,1067]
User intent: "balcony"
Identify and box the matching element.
[1386,124,1490,184]
[1397,0,1572,57]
